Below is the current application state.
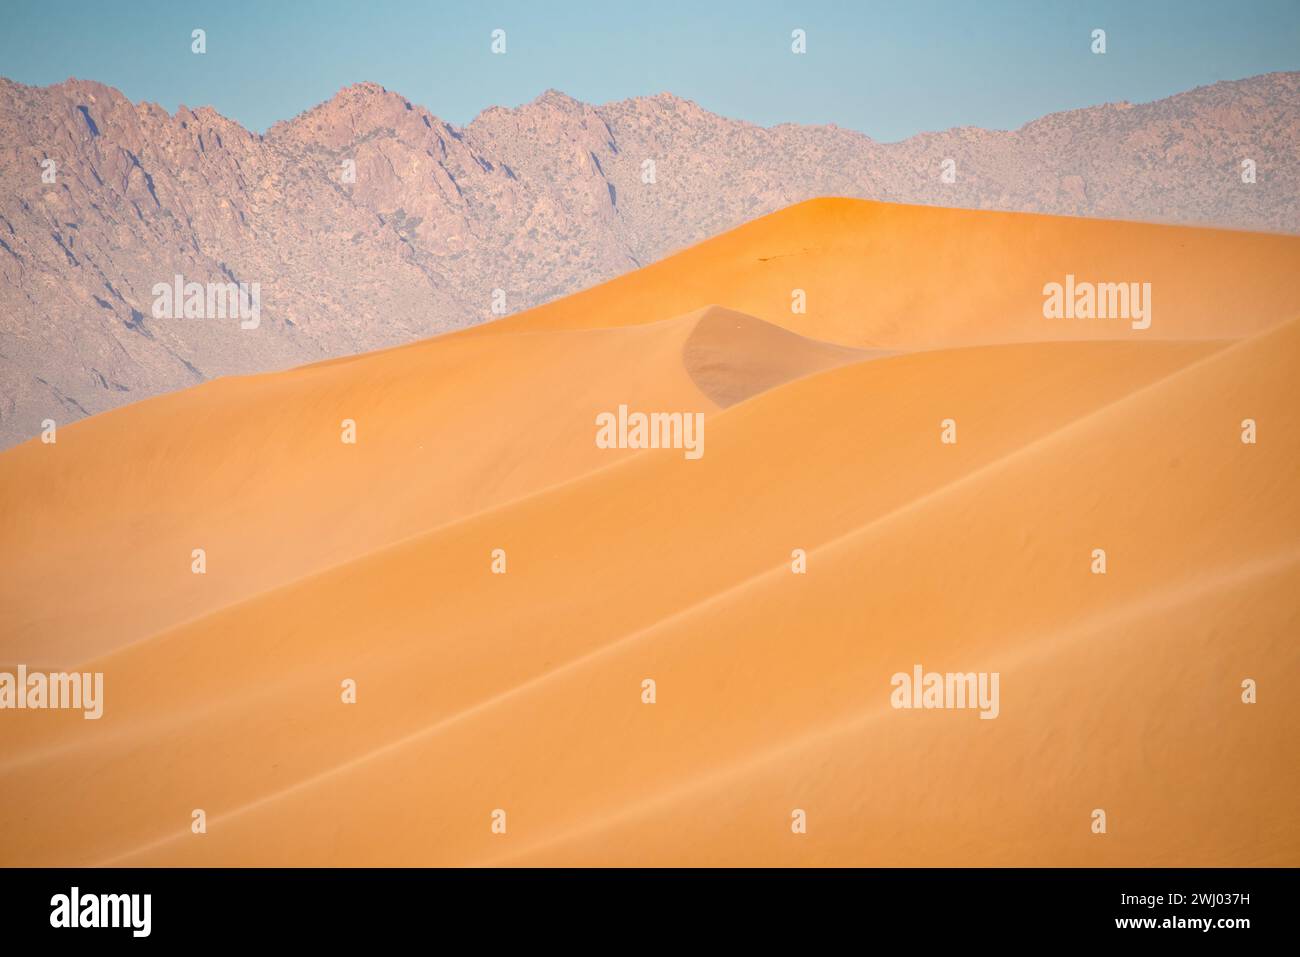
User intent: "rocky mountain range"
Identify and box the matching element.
[1,71,1297,448]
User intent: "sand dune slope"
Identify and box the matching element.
[1,329,1275,866]
[0,199,1295,867]
[485,315,1300,867]
[0,306,864,666]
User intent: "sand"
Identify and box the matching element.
[1,198,1296,866]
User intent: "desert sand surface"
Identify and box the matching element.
[1,198,1297,866]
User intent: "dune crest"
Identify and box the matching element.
[476,198,1300,349]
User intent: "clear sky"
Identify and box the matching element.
[1,0,1297,141]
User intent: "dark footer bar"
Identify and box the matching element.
[0,867,1282,943]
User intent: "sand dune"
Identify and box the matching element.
[0,304,876,667]
[472,198,1300,348]
[1,198,1296,866]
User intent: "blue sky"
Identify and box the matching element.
[1,0,1297,141]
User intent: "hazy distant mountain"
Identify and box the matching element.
[1,71,1296,447]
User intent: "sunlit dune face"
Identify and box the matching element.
[1,198,1297,866]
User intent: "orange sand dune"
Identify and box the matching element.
[0,306,861,666]
[1,198,1296,867]
[469,198,1300,348]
